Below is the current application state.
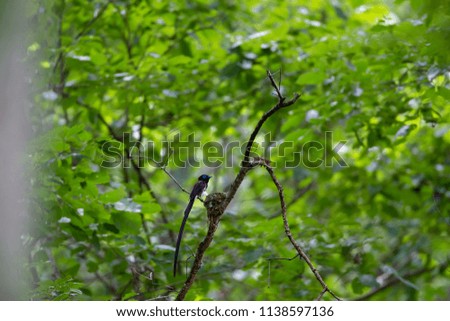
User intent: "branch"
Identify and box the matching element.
[260,161,341,301]
[160,166,190,195]
[316,288,327,301]
[267,254,300,287]
[146,151,191,196]
[222,77,300,211]
[242,92,300,167]
[174,71,301,300]
[267,254,300,262]
[267,70,284,101]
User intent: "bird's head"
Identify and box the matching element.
[198,174,212,182]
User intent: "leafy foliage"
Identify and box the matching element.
[26,0,449,300]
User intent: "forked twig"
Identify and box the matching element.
[176,70,339,301]
[259,160,341,301]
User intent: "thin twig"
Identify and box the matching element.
[161,166,190,195]
[250,76,340,301]
[222,90,300,211]
[267,254,300,288]
[144,151,190,195]
[261,162,341,301]
[267,70,284,101]
[267,254,300,262]
[241,91,300,167]
[316,288,327,301]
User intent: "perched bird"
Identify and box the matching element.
[173,174,212,277]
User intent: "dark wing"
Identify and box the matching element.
[190,180,207,199]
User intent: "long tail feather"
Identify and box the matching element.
[173,197,195,277]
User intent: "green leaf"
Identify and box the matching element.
[111,212,141,234]
[99,187,126,203]
[169,55,191,65]
[296,71,327,85]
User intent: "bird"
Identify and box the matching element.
[173,174,212,277]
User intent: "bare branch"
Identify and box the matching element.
[259,160,341,301]
[241,91,300,167]
[267,69,284,101]
[267,254,300,262]
[316,288,327,301]
[267,254,300,288]
[223,79,300,211]
[161,166,190,195]
[144,151,191,196]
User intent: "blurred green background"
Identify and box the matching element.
[22,0,449,300]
